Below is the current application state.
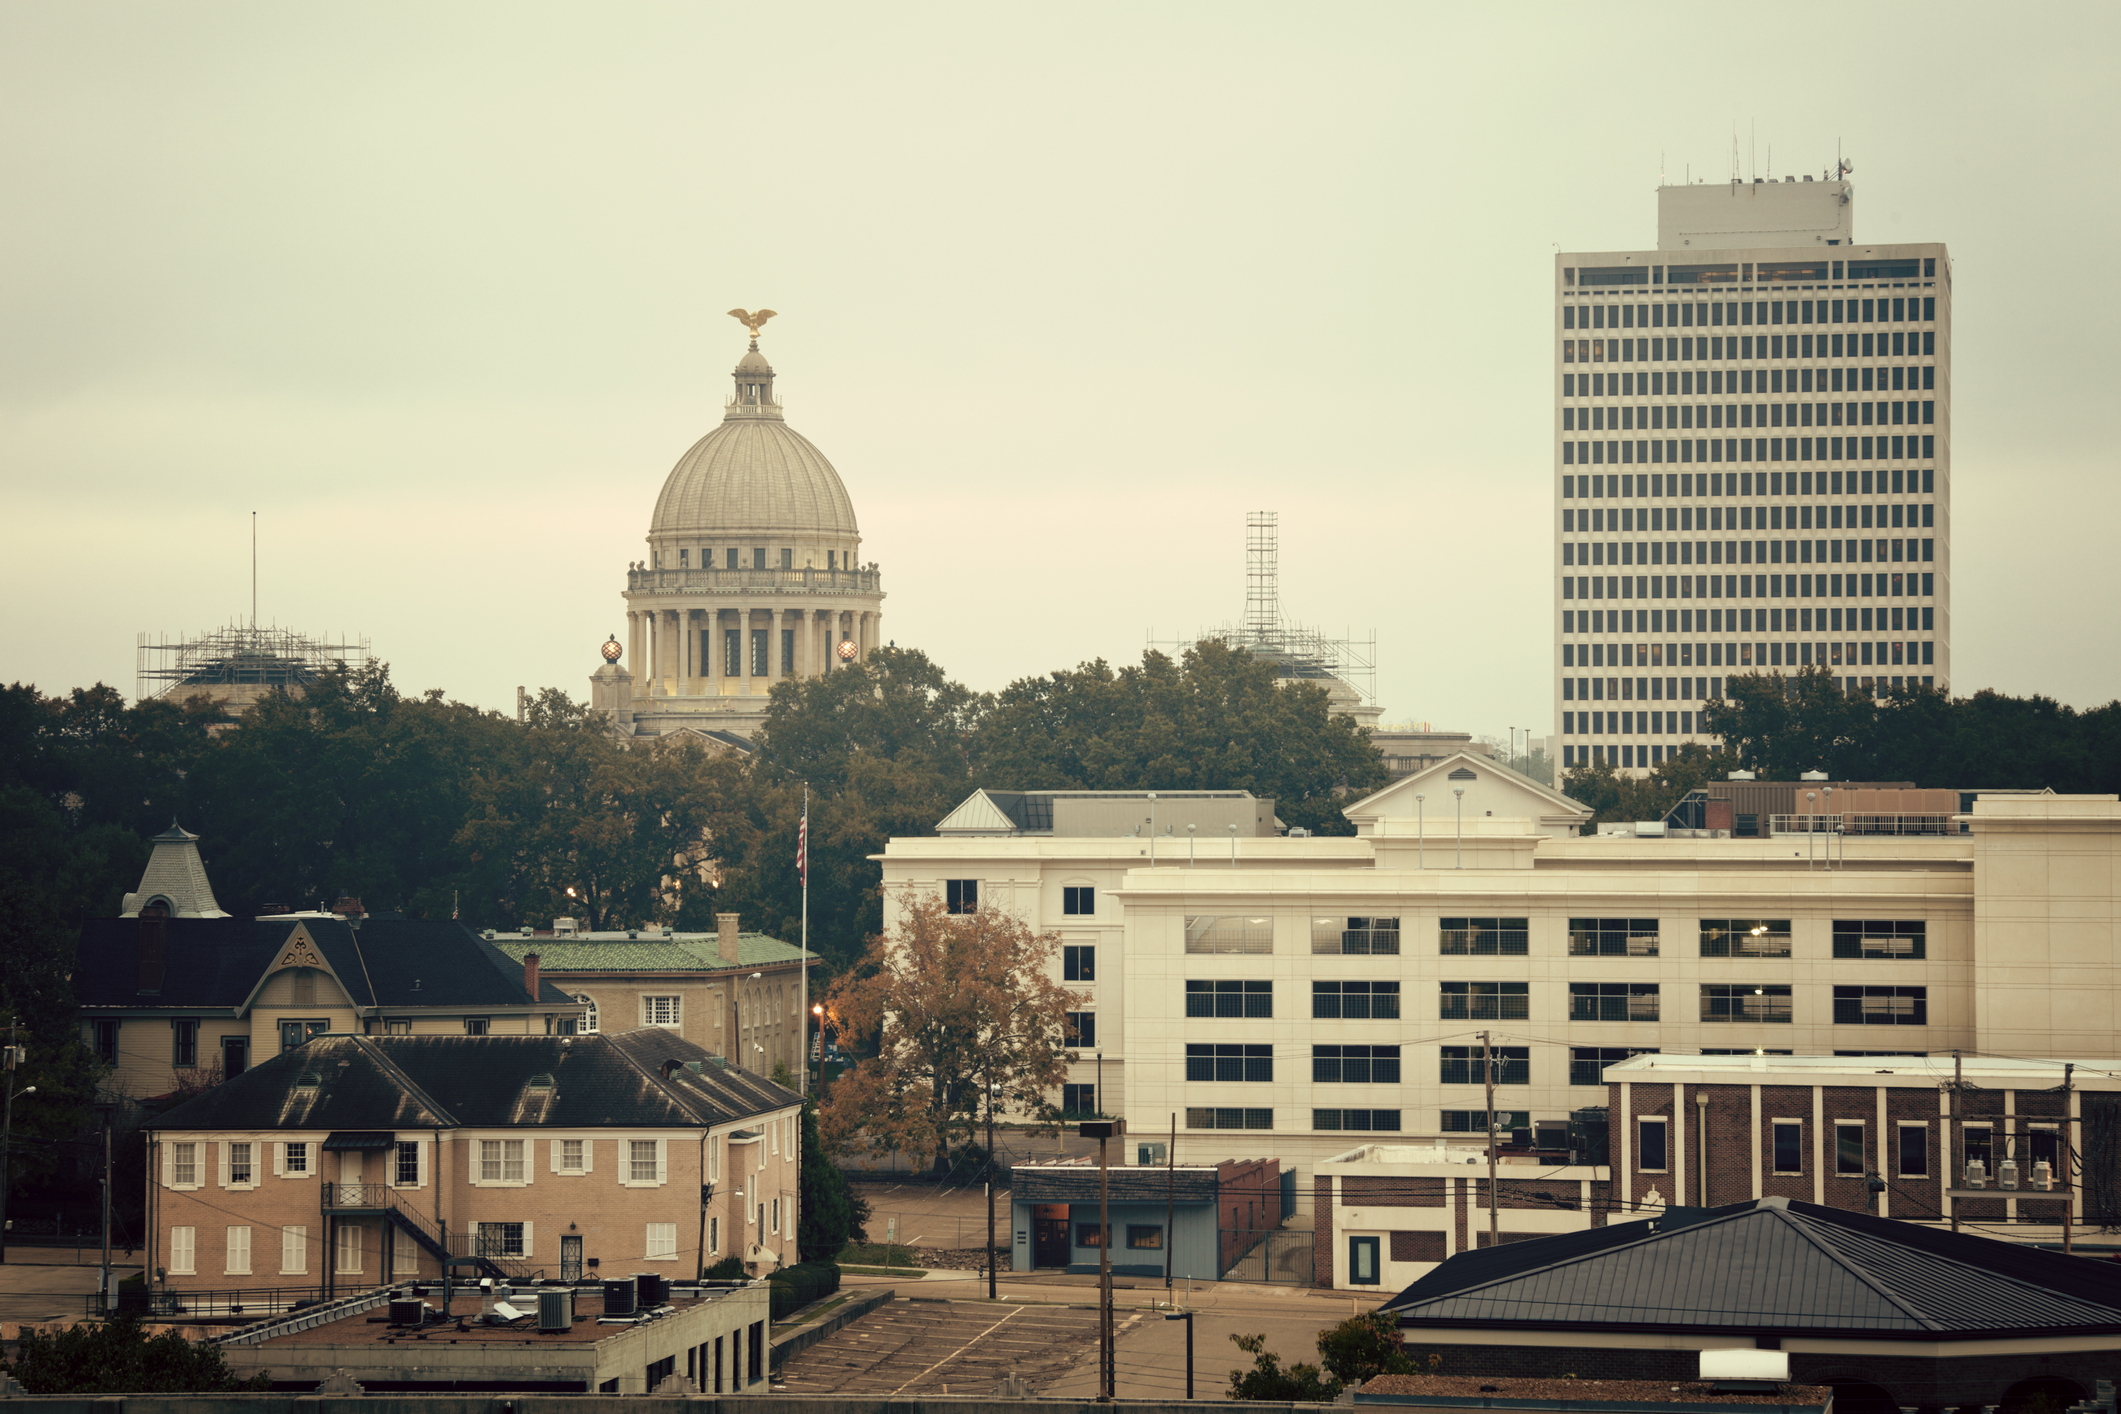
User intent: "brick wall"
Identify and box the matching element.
[1391,1230,1445,1262]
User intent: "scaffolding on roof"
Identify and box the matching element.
[136,623,371,706]
[1149,510,1377,707]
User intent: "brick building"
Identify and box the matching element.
[1316,1053,2119,1292]
[144,1031,802,1295]
[488,913,815,1084]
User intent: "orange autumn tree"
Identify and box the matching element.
[821,892,1080,1176]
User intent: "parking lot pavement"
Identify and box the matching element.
[0,1260,144,1328]
[848,1180,1012,1251]
[773,1296,1104,1395]
[1039,1292,1365,1401]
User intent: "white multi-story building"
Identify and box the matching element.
[879,758,2120,1207]
[1553,177,1951,772]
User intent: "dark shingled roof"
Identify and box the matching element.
[149,1031,800,1133]
[75,917,577,1010]
[1013,1165,1223,1206]
[1383,1196,2121,1340]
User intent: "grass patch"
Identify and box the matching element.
[774,1292,850,1327]
[839,1241,921,1268]
[837,1263,929,1277]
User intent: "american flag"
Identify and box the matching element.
[797,807,808,888]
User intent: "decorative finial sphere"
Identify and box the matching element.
[836,639,858,662]
[601,635,623,663]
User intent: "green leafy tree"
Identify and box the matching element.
[1315,1310,1417,1386]
[819,894,1077,1174]
[1225,1331,1341,1402]
[1698,667,1878,780]
[1562,743,1730,832]
[7,1314,270,1393]
[795,1096,867,1260]
[973,640,1388,834]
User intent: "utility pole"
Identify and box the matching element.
[1481,1031,1498,1244]
[1163,1113,1175,1293]
[1080,1118,1123,1400]
[1949,1050,1963,1233]
[99,1103,114,1314]
[985,1055,998,1300]
[0,1020,18,1265]
[2062,1063,2075,1255]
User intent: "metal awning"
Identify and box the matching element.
[322,1131,395,1151]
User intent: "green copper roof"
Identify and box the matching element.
[489,934,812,974]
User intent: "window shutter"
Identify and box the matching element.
[273,1143,284,1178]
[466,1138,479,1187]
[655,1138,668,1186]
[218,1142,230,1188]
[416,1140,428,1189]
[550,1140,561,1174]
[521,1221,533,1259]
[582,1139,594,1174]
[161,1141,174,1189]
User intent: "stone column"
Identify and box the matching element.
[706,607,721,694]
[739,605,753,693]
[628,611,644,693]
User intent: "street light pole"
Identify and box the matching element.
[1481,1030,1498,1244]
[1164,1309,1194,1399]
[1454,786,1466,870]
[0,1021,21,1265]
[97,1102,114,1314]
[1080,1118,1124,1401]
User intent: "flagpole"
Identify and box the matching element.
[801,783,810,1096]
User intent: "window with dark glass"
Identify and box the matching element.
[1064,1011,1096,1048]
[1314,1110,1401,1132]
[1443,1109,1530,1135]
[1312,1045,1401,1084]
[1439,917,1528,955]
[1897,1125,1929,1177]
[1063,886,1095,916]
[1772,1121,1803,1173]
[1701,984,1793,1023]
[1188,979,1272,1018]
[1063,945,1095,982]
[1186,1107,1272,1131]
[1438,982,1529,1021]
[1568,918,1660,957]
[1699,919,1793,957]
[1440,1045,1529,1085]
[1186,1043,1272,1082]
[1639,1118,1669,1170]
[1831,920,1926,959]
[1568,982,1660,1022]
[1311,916,1400,955]
[1312,980,1398,1020]
[1835,1123,1867,1176]
[945,879,978,914]
[1832,985,1926,1025]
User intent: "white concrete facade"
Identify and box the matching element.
[1555,180,1951,773]
[883,757,2120,1207]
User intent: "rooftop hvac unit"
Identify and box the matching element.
[602,1276,637,1317]
[1998,1159,2020,1191]
[2031,1160,2053,1191]
[387,1298,425,1327]
[1964,1159,1987,1189]
[637,1273,670,1307]
[538,1289,573,1333]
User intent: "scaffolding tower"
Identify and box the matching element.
[1150,511,1377,707]
[137,623,371,707]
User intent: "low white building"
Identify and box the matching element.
[880,757,2120,1207]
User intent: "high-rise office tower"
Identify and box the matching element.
[1553,177,1950,773]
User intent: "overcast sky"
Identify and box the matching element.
[4,2,2117,741]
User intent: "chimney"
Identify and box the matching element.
[523,953,541,1001]
[716,913,741,965]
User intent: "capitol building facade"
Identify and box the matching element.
[592,323,885,742]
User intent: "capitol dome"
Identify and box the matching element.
[601,319,886,745]
[647,345,859,542]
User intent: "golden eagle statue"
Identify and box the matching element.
[727,308,777,340]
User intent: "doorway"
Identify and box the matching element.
[1032,1204,1070,1267]
[1347,1235,1381,1286]
[223,1036,247,1078]
[560,1234,583,1282]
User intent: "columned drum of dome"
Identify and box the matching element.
[599,323,885,743]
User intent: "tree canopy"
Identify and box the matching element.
[818,894,1078,1173]
[6,1315,270,1394]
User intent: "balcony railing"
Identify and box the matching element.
[625,566,883,596]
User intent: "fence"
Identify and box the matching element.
[1219,1228,1313,1286]
[87,1284,342,1318]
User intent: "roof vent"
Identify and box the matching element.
[294,1072,322,1090]
[526,1073,555,1090]
[1727,770,1756,781]
[1799,770,1828,781]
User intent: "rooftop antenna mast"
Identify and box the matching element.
[1244,511,1280,651]
[251,511,258,630]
